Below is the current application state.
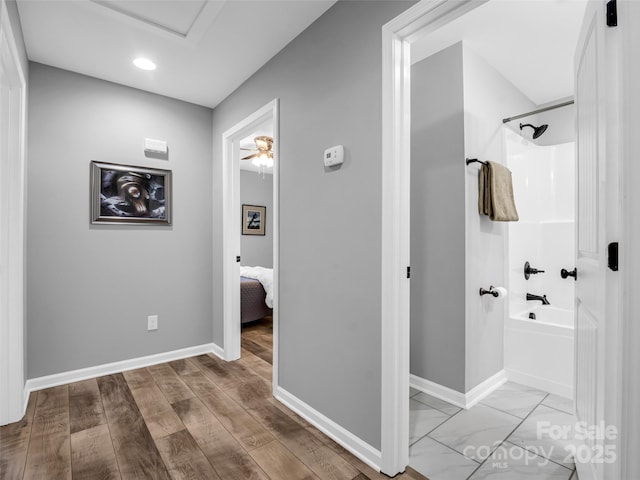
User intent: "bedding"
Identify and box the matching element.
[241,276,272,323]
[239,266,274,308]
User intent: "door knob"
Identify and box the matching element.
[561,268,577,280]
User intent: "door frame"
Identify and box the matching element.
[380,0,487,473]
[619,2,640,478]
[380,0,638,476]
[0,0,27,426]
[221,99,279,389]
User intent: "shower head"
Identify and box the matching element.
[520,123,548,139]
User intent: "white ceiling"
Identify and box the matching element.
[17,0,337,108]
[411,0,588,106]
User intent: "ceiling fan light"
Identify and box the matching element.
[251,157,261,167]
[265,157,274,168]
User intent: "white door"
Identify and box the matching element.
[573,1,621,479]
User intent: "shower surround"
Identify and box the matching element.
[505,128,575,398]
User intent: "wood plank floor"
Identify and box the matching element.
[1,317,428,480]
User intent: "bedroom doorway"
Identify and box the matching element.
[221,99,279,392]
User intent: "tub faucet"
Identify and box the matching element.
[527,293,550,305]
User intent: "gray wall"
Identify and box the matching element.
[212,1,414,449]
[27,63,213,378]
[240,170,273,268]
[410,43,466,393]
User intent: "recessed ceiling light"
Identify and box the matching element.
[133,58,156,71]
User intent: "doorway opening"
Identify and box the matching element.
[405,2,582,476]
[221,99,279,392]
[238,120,275,373]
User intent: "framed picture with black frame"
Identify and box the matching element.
[242,204,266,235]
[90,161,172,225]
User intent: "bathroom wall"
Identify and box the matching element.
[410,43,466,393]
[27,63,214,378]
[462,46,536,391]
[240,170,273,268]
[410,43,535,394]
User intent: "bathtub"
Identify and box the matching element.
[505,306,574,399]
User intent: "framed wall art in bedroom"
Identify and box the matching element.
[90,161,172,225]
[242,204,266,235]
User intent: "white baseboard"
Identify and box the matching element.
[274,386,382,472]
[410,370,507,410]
[410,374,466,408]
[209,342,225,360]
[465,370,508,408]
[25,343,219,394]
[506,369,573,399]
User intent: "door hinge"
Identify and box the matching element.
[608,242,618,271]
[406,266,411,279]
[236,256,241,263]
[607,0,617,27]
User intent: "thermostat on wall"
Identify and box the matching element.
[324,145,344,167]
[144,138,168,154]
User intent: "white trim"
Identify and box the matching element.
[274,386,382,472]
[0,0,27,426]
[505,369,572,400]
[209,342,225,360]
[380,0,488,474]
[410,375,466,409]
[410,370,506,410]
[24,343,218,393]
[220,99,279,391]
[620,1,640,478]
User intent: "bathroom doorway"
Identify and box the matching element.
[380,0,634,477]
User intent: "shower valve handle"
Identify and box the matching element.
[524,261,545,280]
[561,268,577,280]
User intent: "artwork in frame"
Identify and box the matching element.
[242,204,266,235]
[90,161,172,225]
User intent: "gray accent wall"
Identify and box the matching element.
[410,43,466,393]
[212,1,414,450]
[27,63,213,378]
[240,170,273,268]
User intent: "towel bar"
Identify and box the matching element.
[466,158,488,166]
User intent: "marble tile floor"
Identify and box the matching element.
[409,382,578,480]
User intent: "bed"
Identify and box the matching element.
[241,276,272,323]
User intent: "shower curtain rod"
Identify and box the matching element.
[502,99,574,124]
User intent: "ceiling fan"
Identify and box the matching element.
[241,136,274,167]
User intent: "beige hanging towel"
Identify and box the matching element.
[478,160,519,222]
